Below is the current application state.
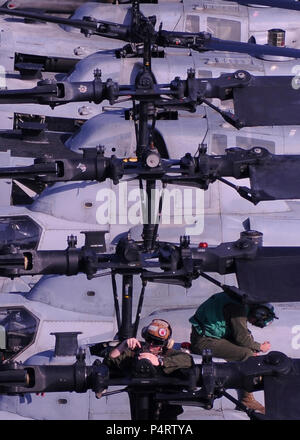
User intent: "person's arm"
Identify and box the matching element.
[109,338,141,359]
[160,350,193,374]
[224,303,261,352]
[103,338,141,370]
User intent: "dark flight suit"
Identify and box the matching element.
[190,293,261,361]
[104,343,193,419]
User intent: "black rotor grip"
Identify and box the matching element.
[92,78,104,105]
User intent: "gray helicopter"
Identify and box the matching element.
[1,0,300,76]
[0,300,296,420]
[0,0,299,421]
[0,79,298,318]
[2,61,300,288]
[0,212,299,419]
[2,0,300,122]
[2,37,300,123]
[2,35,300,150]
[0,40,300,286]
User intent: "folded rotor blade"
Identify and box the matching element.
[264,368,300,420]
[0,7,98,30]
[236,247,300,302]
[0,87,51,104]
[232,75,300,126]
[249,155,300,201]
[204,36,300,59]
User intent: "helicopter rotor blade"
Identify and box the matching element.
[232,75,300,126]
[236,247,300,302]
[249,154,300,201]
[158,30,300,59]
[199,34,300,59]
[0,7,98,30]
[0,87,53,104]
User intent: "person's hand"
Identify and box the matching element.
[95,389,107,399]
[260,341,271,353]
[126,338,141,351]
[138,352,160,366]
[110,338,141,359]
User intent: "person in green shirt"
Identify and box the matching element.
[189,291,278,414]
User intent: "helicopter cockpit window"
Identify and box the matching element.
[0,216,41,252]
[235,137,276,154]
[0,308,38,361]
[197,70,212,79]
[211,134,228,155]
[207,18,241,41]
[185,15,200,33]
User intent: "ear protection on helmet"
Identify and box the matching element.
[141,319,173,346]
[249,303,278,328]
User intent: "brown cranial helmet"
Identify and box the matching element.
[141,319,172,346]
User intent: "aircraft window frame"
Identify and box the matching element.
[211,133,228,155]
[0,215,42,251]
[185,15,200,33]
[235,136,276,154]
[197,70,212,79]
[0,306,39,362]
[206,17,241,41]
